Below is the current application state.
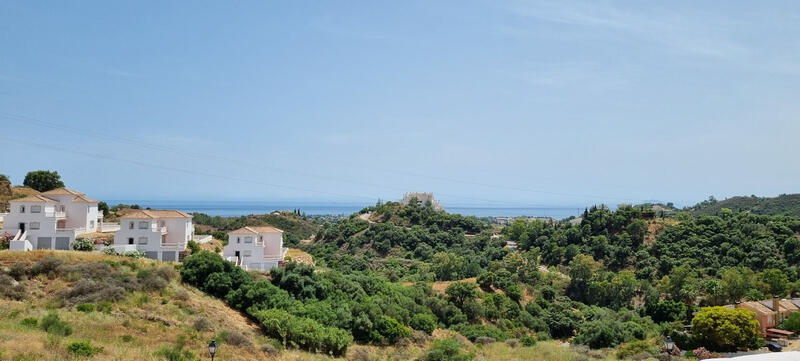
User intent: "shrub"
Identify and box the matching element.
[138,266,176,291]
[31,256,63,276]
[616,339,657,359]
[67,341,101,357]
[40,312,72,336]
[0,274,26,300]
[646,300,686,323]
[410,313,437,334]
[76,304,95,313]
[122,250,145,258]
[520,335,537,347]
[475,336,495,345]
[691,307,762,352]
[8,262,30,280]
[102,248,117,255]
[72,238,95,251]
[260,343,279,356]
[120,335,134,342]
[193,317,213,332]
[574,319,628,349]
[505,338,519,348]
[374,316,411,345]
[249,308,352,356]
[59,279,127,305]
[20,317,38,328]
[219,329,252,348]
[780,311,800,333]
[421,338,474,361]
[187,240,200,254]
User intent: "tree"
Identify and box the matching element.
[567,254,601,302]
[23,170,65,192]
[759,269,788,298]
[646,299,686,323]
[720,267,757,304]
[691,307,761,352]
[97,201,109,217]
[445,281,478,309]
[410,313,437,334]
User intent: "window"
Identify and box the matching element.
[138,237,148,245]
[30,222,40,230]
[244,236,253,243]
[129,222,134,229]
[237,237,241,244]
[138,221,149,229]
[31,205,41,213]
[128,238,134,245]
[243,250,252,257]
[19,205,25,213]
[89,220,95,228]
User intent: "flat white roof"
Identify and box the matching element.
[708,351,800,361]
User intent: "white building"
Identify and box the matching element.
[223,226,288,271]
[113,209,193,262]
[2,188,104,251]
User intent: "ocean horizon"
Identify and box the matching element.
[105,200,586,219]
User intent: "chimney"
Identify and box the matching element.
[774,297,781,324]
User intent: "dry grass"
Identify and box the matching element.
[286,248,314,266]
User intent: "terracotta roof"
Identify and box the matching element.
[10,194,58,203]
[738,301,775,315]
[121,209,192,219]
[229,226,284,235]
[41,188,85,196]
[72,195,99,203]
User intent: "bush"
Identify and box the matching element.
[219,329,252,349]
[76,304,95,313]
[505,338,519,348]
[193,317,214,332]
[780,311,800,333]
[187,240,200,254]
[67,341,101,357]
[410,313,437,334]
[0,274,26,300]
[691,307,762,352]
[374,316,411,345]
[20,317,38,328]
[59,279,127,305]
[120,335,134,342]
[72,238,95,251]
[249,308,352,356]
[138,266,176,291]
[520,335,537,347]
[260,343,280,356]
[616,339,657,359]
[475,336,495,345]
[40,312,72,336]
[421,338,474,361]
[122,250,145,258]
[31,256,63,276]
[8,262,30,280]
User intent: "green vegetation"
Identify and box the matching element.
[691,307,761,351]
[690,194,800,218]
[22,170,65,192]
[67,341,102,357]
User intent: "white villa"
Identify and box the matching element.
[223,226,288,271]
[2,188,109,251]
[113,209,193,262]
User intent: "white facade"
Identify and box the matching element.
[113,209,193,262]
[2,188,102,251]
[223,226,288,271]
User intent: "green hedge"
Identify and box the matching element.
[249,308,352,356]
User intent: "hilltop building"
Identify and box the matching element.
[400,192,444,211]
[2,188,107,251]
[224,226,288,271]
[112,209,193,262]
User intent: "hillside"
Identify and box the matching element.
[192,211,323,247]
[688,194,800,217]
[0,185,39,213]
[0,251,594,361]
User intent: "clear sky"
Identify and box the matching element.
[1,1,798,208]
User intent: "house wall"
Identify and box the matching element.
[2,202,60,249]
[113,217,191,262]
[261,232,283,259]
[224,233,266,265]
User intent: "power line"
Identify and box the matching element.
[2,111,651,205]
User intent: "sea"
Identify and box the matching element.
[105,200,585,219]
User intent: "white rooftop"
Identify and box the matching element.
[708,351,800,361]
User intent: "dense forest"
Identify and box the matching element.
[178,198,800,358]
[689,193,800,218]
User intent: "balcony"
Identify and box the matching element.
[54,211,67,219]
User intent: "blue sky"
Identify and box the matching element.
[2,1,799,208]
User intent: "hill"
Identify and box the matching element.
[0,185,39,213]
[688,194,800,217]
[0,251,593,361]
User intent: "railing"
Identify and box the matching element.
[55,211,67,218]
[55,227,88,236]
[160,241,186,249]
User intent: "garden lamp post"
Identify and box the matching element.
[208,340,218,361]
[664,336,674,360]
